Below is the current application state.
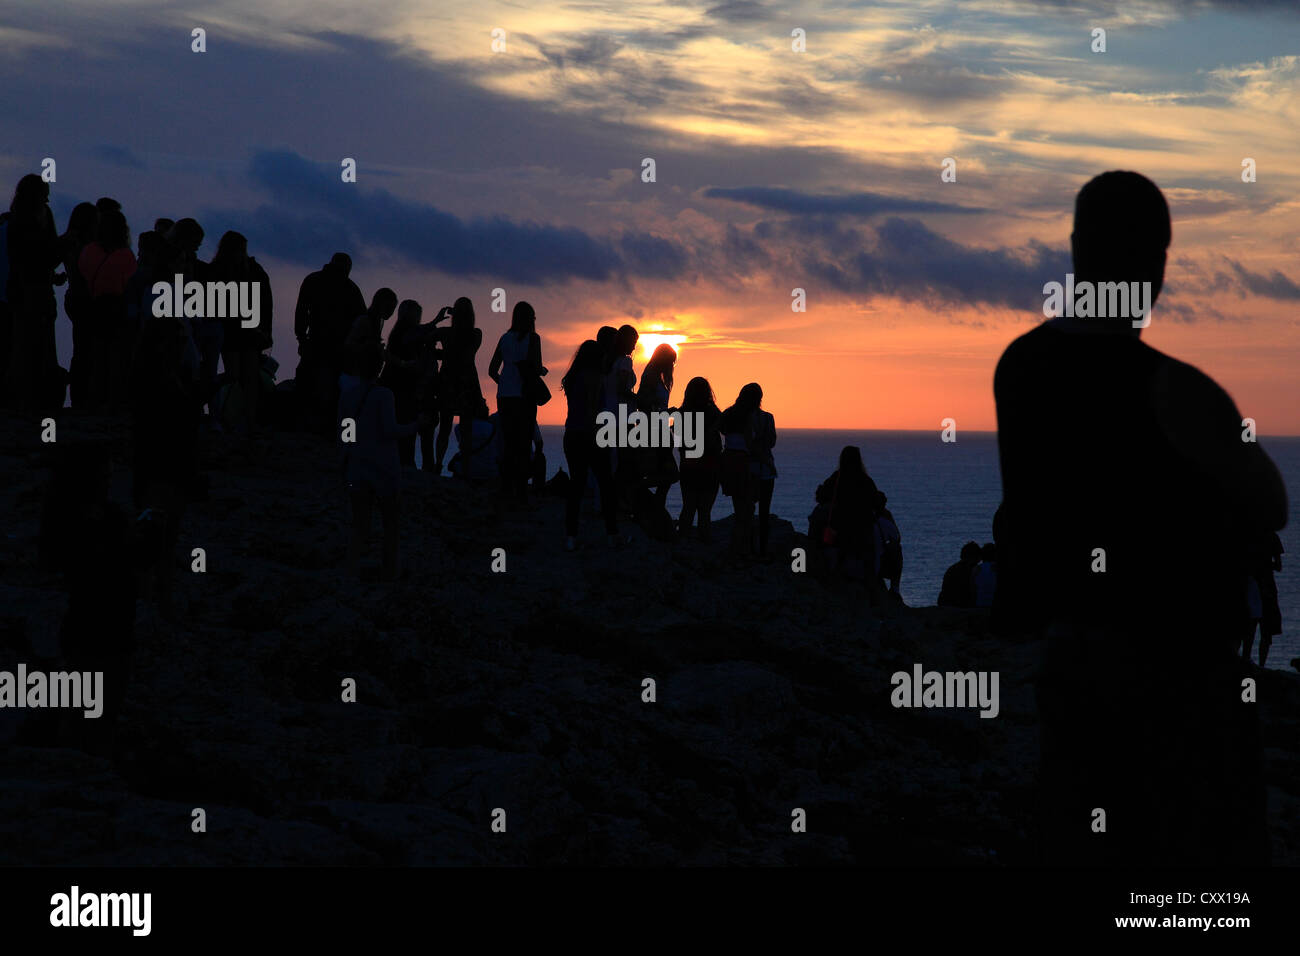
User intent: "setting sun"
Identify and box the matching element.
[636,331,687,359]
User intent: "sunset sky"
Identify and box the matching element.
[3,0,1297,431]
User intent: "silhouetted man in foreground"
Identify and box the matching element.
[993,171,1287,866]
[294,252,365,434]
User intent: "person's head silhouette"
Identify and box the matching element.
[395,299,422,329]
[65,202,98,241]
[1071,171,1170,333]
[682,376,715,410]
[171,218,204,255]
[96,209,130,252]
[213,231,249,271]
[511,301,536,336]
[370,288,398,321]
[10,173,49,216]
[616,324,638,357]
[328,252,352,276]
[451,296,475,332]
[839,444,865,476]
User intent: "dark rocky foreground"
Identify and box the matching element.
[2,413,1298,865]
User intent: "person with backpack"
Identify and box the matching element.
[813,445,879,584]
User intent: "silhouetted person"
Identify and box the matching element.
[338,348,422,579]
[94,197,121,216]
[131,315,202,619]
[561,340,620,549]
[874,491,903,597]
[6,175,62,411]
[124,230,165,333]
[38,441,135,756]
[58,202,98,409]
[166,219,213,391]
[971,542,997,608]
[344,287,397,380]
[938,541,982,607]
[813,445,879,581]
[605,324,639,497]
[448,398,497,478]
[78,209,138,411]
[596,325,617,363]
[294,252,365,434]
[722,383,776,559]
[489,300,547,502]
[677,376,723,541]
[0,208,9,397]
[211,231,273,435]
[432,297,484,476]
[381,299,435,467]
[1242,530,1283,667]
[994,170,1287,866]
[636,343,678,510]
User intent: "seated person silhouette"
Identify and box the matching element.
[993,171,1287,866]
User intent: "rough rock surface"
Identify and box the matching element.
[1,413,1296,865]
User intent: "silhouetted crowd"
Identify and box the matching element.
[3,177,797,589]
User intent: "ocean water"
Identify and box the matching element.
[539,426,1300,667]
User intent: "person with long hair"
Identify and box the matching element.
[380,299,437,467]
[561,339,620,549]
[6,175,63,411]
[211,231,273,435]
[721,383,776,558]
[489,300,547,502]
[605,324,639,498]
[636,342,678,509]
[78,208,137,410]
[677,376,722,541]
[59,202,98,409]
[431,296,484,476]
[814,445,880,581]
